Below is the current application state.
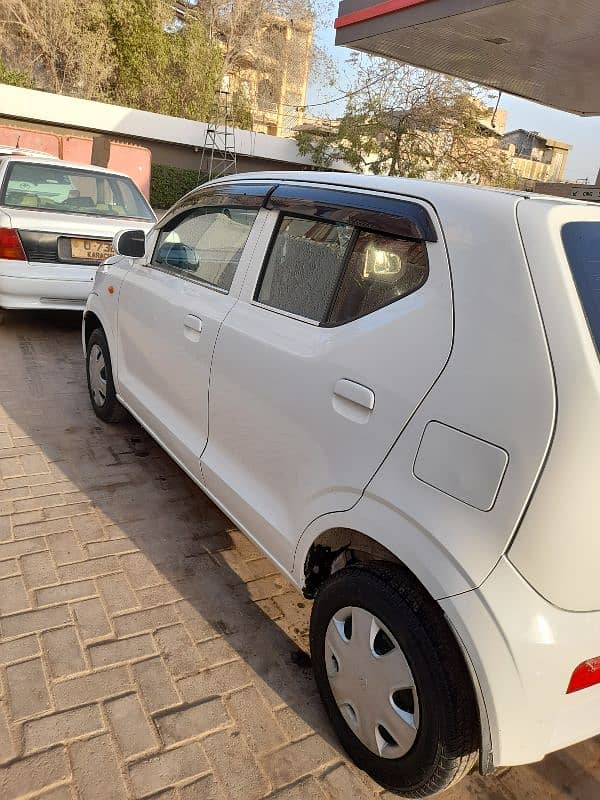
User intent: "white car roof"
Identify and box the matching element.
[207,170,594,209]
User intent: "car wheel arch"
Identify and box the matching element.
[301,527,405,599]
[82,305,119,392]
[301,526,493,775]
[83,310,103,350]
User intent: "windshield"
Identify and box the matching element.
[562,221,600,354]
[1,162,154,221]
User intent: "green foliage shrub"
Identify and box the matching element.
[150,163,206,209]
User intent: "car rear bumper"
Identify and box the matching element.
[440,556,600,768]
[0,262,96,310]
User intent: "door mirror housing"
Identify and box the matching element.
[113,229,146,258]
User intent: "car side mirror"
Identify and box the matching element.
[113,229,146,258]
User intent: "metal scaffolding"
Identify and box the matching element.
[199,88,237,181]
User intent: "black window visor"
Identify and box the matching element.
[264,184,437,243]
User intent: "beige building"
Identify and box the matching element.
[478,107,507,137]
[500,129,572,183]
[232,17,313,139]
[173,3,313,139]
[296,105,575,192]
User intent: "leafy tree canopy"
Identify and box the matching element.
[296,55,517,188]
[0,57,32,88]
[0,0,250,124]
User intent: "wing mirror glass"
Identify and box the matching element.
[113,229,146,258]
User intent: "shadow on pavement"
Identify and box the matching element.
[0,309,598,799]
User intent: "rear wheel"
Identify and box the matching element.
[310,562,478,797]
[86,328,126,423]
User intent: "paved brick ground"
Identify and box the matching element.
[0,310,598,800]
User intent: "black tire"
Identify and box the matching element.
[86,327,126,423]
[310,562,479,797]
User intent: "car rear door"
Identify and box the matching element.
[116,183,270,476]
[201,183,453,572]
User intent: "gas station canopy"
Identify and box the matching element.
[334,0,600,116]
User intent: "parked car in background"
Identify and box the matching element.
[83,172,600,797]
[0,156,155,318]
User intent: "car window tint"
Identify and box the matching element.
[327,232,428,325]
[256,216,353,321]
[562,221,600,354]
[153,206,258,291]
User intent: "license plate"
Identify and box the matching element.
[70,238,113,261]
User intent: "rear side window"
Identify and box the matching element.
[562,222,600,353]
[256,214,428,324]
[256,216,353,321]
[328,231,428,325]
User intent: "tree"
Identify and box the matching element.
[180,0,315,77]
[103,0,228,123]
[0,0,250,125]
[175,0,320,132]
[296,55,517,188]
[0,58,33,88]
[0,0,114,98]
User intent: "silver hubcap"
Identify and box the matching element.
[325,606,419,759]
[88,344,108,407]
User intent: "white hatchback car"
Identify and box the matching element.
[83,172,600,797]
[0,155,155,317]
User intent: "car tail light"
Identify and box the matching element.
[567,657,600,694]
[0,227,26,261]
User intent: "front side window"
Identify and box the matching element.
[153,206,258,291]
[562,221,600,354]
[1,162,154,220]
[255,213,428,325]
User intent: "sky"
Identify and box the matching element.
[306,12,600,184]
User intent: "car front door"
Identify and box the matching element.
[116,183,269,475]
[201,183,453,573]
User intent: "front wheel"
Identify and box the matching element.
[310,562,479,797]
[86,327,126,423]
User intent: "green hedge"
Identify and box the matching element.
[150,164,206,210]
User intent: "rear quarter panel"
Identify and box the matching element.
[296,192,557,598]
[509,202,600,611]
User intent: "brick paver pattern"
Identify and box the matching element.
[0,312,598,800]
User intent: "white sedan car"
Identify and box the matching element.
[83,172,600,797]
[0,155,155,317]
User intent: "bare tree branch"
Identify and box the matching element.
[297,54,517,187]
[0,0,114,99]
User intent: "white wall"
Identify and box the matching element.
[0,84,339,169]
